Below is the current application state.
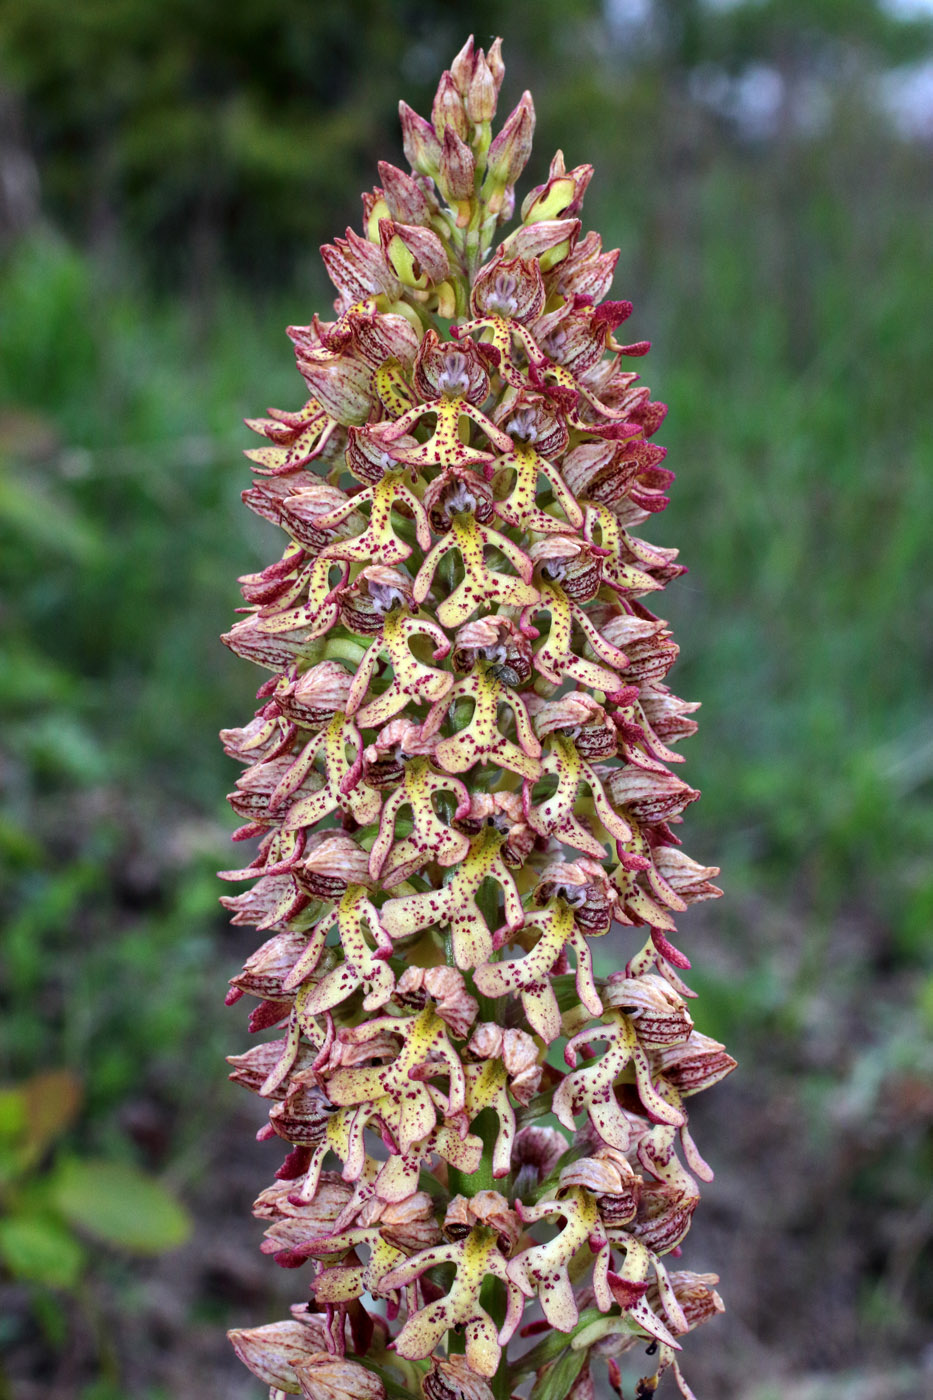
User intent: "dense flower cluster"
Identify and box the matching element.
[222,37,732,1400]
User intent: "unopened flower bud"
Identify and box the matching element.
[501,216,579,264]
[511,1125,568,1183]
[422,1353,495,1400]
[485,92,535,187]
[274,481,355,554]
[449,36,477,97]
[345,421,421,482]
[345,307,421,370]
[486,37,505,98]
[227,1319,322,1392]
[437,127,476,204]
[432,71,469,141]
[568,1367,596,1400]
[654,847,722,904]
[399,101,443,177]
[296,1354,386,1400]
[377,161,434,225]
[466,52,496,124]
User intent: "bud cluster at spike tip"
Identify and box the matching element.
[221,35,732,1400]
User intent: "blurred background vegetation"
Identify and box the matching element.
[0,1,931,1396]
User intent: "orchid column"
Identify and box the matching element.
[222,36,733,1400]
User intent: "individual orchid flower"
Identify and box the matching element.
[488,394,585,535]
[325,1007,467,1154]
[631,1272,725,1400]
[473,899,601,1045]
[320,226,403,307]
[360,717,437,789]
[314,471,432,569]
[381,824,524,967]
[380,331,512,469]
[251,552,352,642]
[344,605,454,726]
[380,1195,524,1377]
[244,397,343,476]
[457,1023,542,1176]
[290,887,396,1014]
[506,1192,682,1368]
[280,1190,441,1307]
[553,1012,684,1151]
[412,501,540,628]
[530,690,618,758]
[222,37,729,1400]
[364,1119,484,1205]
[453,254,547,388]
[522,579,630,695]
[421,665,542,781]
[559,1145,642,1229]
[368,756,471,886]
[274,714,382,831]
[394,965,479,1040]
[253,1170,359,1265]
[451,789,535,868]
[524,734,632,857]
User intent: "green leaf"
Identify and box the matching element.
[0,1212,86,1288]
[0,1088,27,1141]
[529,1344,587,1400]
[23,1070,83,1158]
[512,1308,604,1378]
[49,1158,191,1254]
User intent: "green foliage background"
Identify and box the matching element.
[0,2,931,1396]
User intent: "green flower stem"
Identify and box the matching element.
[448,1106,498,1198]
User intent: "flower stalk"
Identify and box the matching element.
[222,36,732,1400]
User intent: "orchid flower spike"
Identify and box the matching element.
[221,35,731,1400]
